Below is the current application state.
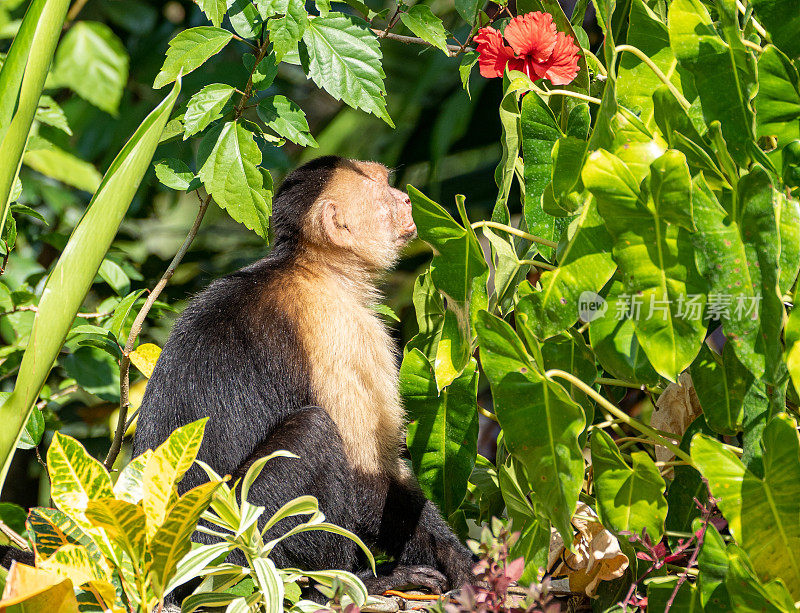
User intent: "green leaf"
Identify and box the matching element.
[697,523,732,609]
[252,557,283,613]
[691,414,800,599]
[617,0,688,131]
[153,26,233,89]
[244,51,278,91]
[183,83,236,138]
[399,5,449,55]
[583,149,706,381]
[665,419,711,537]
[454,0,483,24]
[114,449,151,504]
[194,0,227,26]
[750,0,800,59]
[49,21,128,114]
[588,283,661,386]
[493,72,529,221]
[148,480,222,598]
[154,158,200,191]
[257,96,317,147]
[690,343,751,435]
[408,187,488,386]
[591,429,667,541]
[23,141,102,193]
[401,350,479,518]
[47,432,114,530]
[647,577,703,612]
[109,289,145,340]
[18,406,43,449]
[481,227,532,315]
[301,13,392,126]
[755,45,800,148]
[779,194,800,295]
[726,544,796,612]
[198,121,272,238]
[476,310,584,544]
[522,91,564,260]
[669,0,756,166]
[517,197,616,339]
[26,507,103,563]
[98,258,129,295]
[227,0,263,38]
[261,0,308,61]
[62,346,119,402]
[35,95,71,135]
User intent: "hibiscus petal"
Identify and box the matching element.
[474,26,516,78]
[503,11,557,62]
[543,31,581,85]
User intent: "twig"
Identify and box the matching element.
[64,0,89,27]
[0,305,112,320]
[0,520,29,551]
[369,28,471,57]
[735,0,768,39]
[104,194,212,469]
[536,88,602,105]
[235,36,271,119]
[36,384,80,410]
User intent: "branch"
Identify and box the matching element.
[235,36,272,119]
[0,306,112,319]
[104,194,212,469]
[0,520,29,551]
[369,28,472,57]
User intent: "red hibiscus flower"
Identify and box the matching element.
[474,11,581,85]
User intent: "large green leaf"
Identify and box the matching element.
[49,21,128,114]
[778,194,800,295]
[301,13,392,126]
[408,187,488,387]
[153,26,233,89]
[755,45,800,147]
[591,429,667,541]
[691,414,800,598]
[148,480,222,598]
[401,350,479,518]
[583,149,706,381]
[517,197,616,339]
[476,310,584,544]
[22,142,102,193]
[521,91,565,261]
[194,0,227,26]
[198,121,272,239]
[588,280,660,385]
[0,78,181,491]
[0,0,71,236]
[493,72,529,221]
[617,0,689,130]
[690,343,749,435]
[668,0,756,166]
[750,0,800,59]
[27,507,104,563]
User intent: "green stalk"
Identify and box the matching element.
[0,0,71,238]
[0,77,182,494]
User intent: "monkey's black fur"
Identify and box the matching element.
[132,156,474,601]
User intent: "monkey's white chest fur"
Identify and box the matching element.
[290,274,406,476]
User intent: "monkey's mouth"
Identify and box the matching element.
[399,220,417,241]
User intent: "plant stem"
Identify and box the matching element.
[0,305,112,319]
[518,259,556,271]
[477,405,499,423]
[545,369,694,465]
[235,37,271,119]
[471,221,558,249]
[104,194,212,469]
[35,384,79,410]
[741,38,763,52]
[369,28,469,56]
[594,377,642,389]
[0,520,29,550]
[614,44,691,110]
[735,0,768,39]
[536,89,602,105]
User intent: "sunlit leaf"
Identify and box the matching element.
[153,26,233,89]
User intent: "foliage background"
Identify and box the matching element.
[0,0,556,509]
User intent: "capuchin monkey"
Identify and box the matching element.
[132,156,475,598]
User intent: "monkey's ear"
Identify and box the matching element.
[321,199,351,248]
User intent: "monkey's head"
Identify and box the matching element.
[272,156,416,270]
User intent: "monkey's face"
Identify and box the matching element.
[317,161,416,270]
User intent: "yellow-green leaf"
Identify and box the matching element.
[85,499,146,563]
[147,480,221,598]
[129,343,161,379]
[0,562,79,613]
[142,418,207,539]
[37,544,109,587]
[47,433,114,530]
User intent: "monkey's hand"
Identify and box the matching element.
[360,564,448,595]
